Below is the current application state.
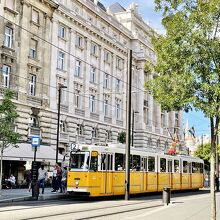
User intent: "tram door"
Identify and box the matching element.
[168,159,173,188]
[100,153,113,194]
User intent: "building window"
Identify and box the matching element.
[175,113,179,128]
[58,25,66,39]
[116,100,121,120]
[103,99,108,116]
[104,50,111,63]
[103,73,109,88]
[89,95,95,112]
[29,39,37,59]
[106,130,112,140]
[74,89,81,108]
[76,35,83,48]
[32,9,39,24]
[91,43,98,56]
[29,74,36,96]
[77,124,84,135]
[115,78,121,93]
[2,65,10,88]
[75,60,81,77]
[60,121,67,132]
[4,27,13,48]
[116,57,123,69]
[90,66,96,83]
[92,127,98,138]
[57,51,65,70]
[29,116,39,128]
[161,112,165,128]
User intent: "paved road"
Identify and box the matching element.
[0,190,219,220]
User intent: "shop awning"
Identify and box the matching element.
[2,143,63,163]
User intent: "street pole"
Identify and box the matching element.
[32,146,38,199]
[56,85,67,163]
[132,110,134,147]
[125,49,132,200]
[216,135,219,191]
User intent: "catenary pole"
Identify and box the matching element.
[125,50,132,200]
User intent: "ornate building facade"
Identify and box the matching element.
[0,0,183,182]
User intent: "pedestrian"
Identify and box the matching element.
[38,164,47,194]
[5,174,16,189]
[61,166,67,193]
[51,163,62,193]
[26,170,32,192]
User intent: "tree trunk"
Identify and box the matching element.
[0,149,3,196]
[210,117,216,220]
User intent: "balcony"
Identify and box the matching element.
[90,112,99,120]
[75,108,85,117]
[27,95,42,106]
[104,116,112,124]
[59,132,69,143]
[116,120,123,127]
[60,104,68,113]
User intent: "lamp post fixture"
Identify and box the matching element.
[56,84,67,163]
[131,110,139,146]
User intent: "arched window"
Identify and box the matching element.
[147,137,152,147]
[60,120,67,132]
[77,124,84,135]
[92,127,98,138]
[157,139,161,148]
[106,130,112,140]
[29,116,39,128]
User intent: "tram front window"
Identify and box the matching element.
[70,152,89,170]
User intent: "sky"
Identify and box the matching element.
[101,0,210,137]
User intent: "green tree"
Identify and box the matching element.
[194,143,220,171]
[145,1,220,219]
[117,131,126,144]
[0,90,20,193]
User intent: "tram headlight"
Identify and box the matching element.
[75,181,79,188]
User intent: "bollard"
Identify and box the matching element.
[162,187,171,205]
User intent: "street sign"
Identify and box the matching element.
[31,136,40,147]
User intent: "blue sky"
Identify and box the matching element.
[102,0,210,136]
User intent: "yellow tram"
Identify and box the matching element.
[67,143,204,197]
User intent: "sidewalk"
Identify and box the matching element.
[0,187,70,204]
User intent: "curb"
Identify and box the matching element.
[0,194,71,204]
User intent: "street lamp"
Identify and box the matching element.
[56,84,67,163]
[131,110,139,146]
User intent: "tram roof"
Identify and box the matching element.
[74,143,204,163]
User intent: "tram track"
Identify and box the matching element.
[22,200,163,220]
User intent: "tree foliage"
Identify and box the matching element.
[0,89,20,149]
[194,143,220,170]
[0,89,20,192]
[145,1,220,218]
[117,131,126,144]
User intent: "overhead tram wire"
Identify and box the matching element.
[0,67,167,129]
[0,14,149,95]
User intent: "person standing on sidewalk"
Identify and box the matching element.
[51,163,62,192]
[38,164,47,194]
[61,166,67,193]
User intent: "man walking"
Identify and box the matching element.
[38,164,47,194]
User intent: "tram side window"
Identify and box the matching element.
[133,155,141,171]
[200,163,204,173]
[160,158,166,172]
[115,153,124,171]
[90,152,98,171]
[101,154,106,170]
[183,161,189,173]
[174,160,180,173]
[192,162,200,173]
[148,156,155,172]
